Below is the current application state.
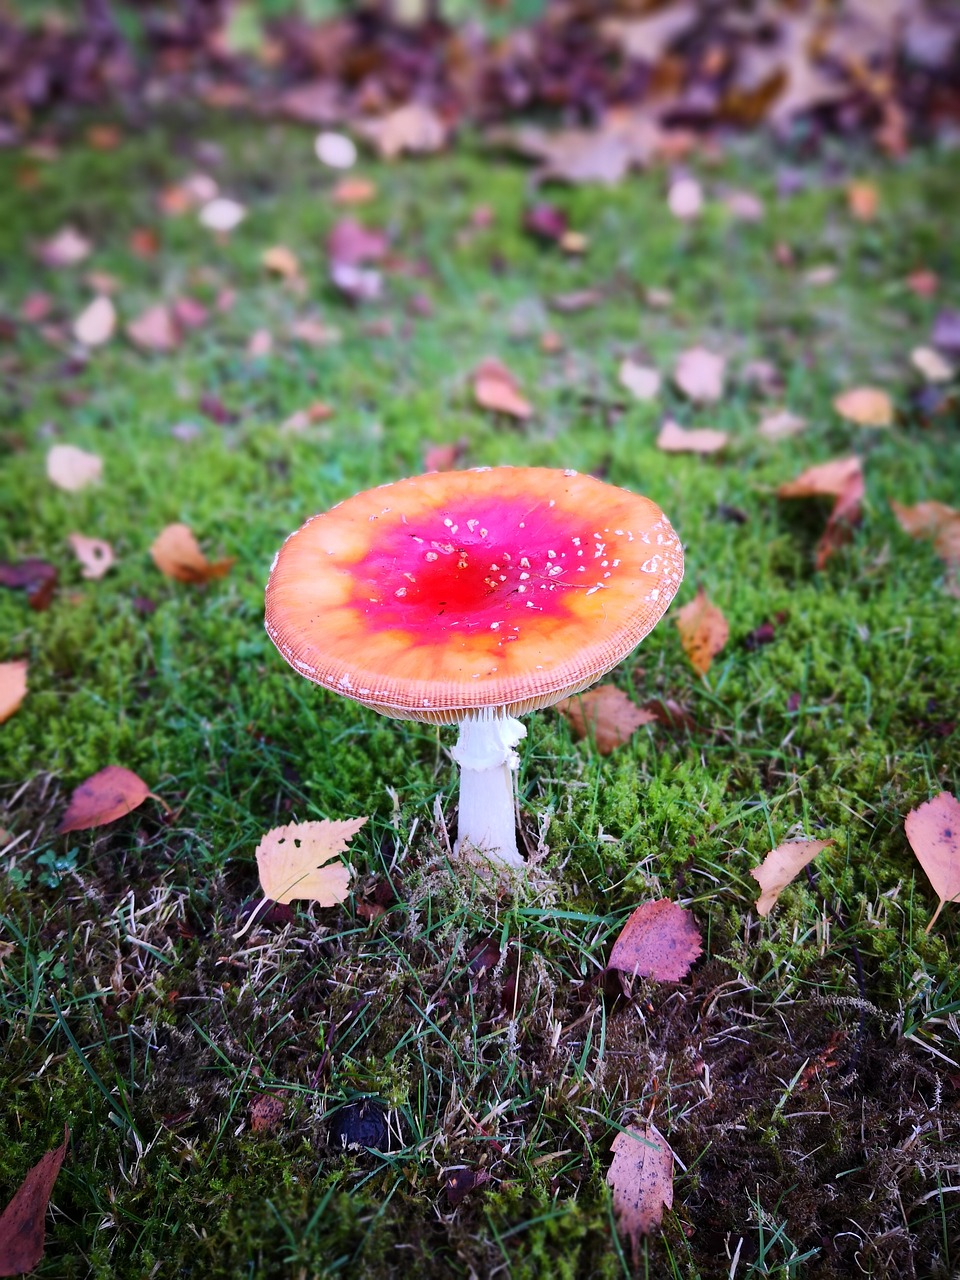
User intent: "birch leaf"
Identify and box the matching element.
[255,818,366,905]
[0,660,28,724]
[751,839,833,916]
[59,765,167,833]
[675,588,728,674]
[608,900,702,982]
[904,792,960,932]
[606,1123,674,1261]
[556,685,655,754]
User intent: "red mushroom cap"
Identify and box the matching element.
[265,467,683,724]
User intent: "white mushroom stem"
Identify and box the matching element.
[450,709,527,868]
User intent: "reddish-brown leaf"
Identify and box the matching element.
[904,791,960,932]
[778,457,865,570]
[606,1123,674,1260]
[890,500,960,568]
[248,1095,285,1136]
[608,900,702,982]
[556,686,655,755]
[37,227,91,267]
[327,219,388,268]
[332,178,377,206]
[59,765,167,834]
[0,559,58,611]
[151,524,235,584]
[423,439,468,473]
[751,839,833,916]
[0,1126,69,1276]
[473,358,533,419]
[846,180,879,222]
[675,588,729,675]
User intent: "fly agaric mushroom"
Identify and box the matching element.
[265,467,683,868]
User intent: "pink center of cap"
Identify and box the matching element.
[350,496,587,638]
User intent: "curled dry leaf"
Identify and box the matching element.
[0,1125,69,1277]
[59,765,168,833]
[833,386,893,427]
[608,899,702,982]
[751,839,833,916]
[606,1123,674,1261]
[667,176,703,221]
[37,226,91,267]
[150,524,235,584]
[675,588,729,675]
[473,358,533,420]
[73,295,115,347]
[126,304,179,353]
[46,444,102,492]
[674,347,726,403]
[0,659,28,724]
[890,500,960,569]
[778,456,865,570]
[255,817,366,905]
[556,685,655,755]
[619,360,661,401]
[657,419,728,454]
[904,791,960,932]
[67,533,114,580]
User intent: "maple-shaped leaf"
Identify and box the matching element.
[904,792,960,932]
[608,899,702,982]
[0,1126,69,1276]
[556,686,655,755]
[255,818,366,905]
[751,839,833,916]
[59,765,168,833]
[606,1123,674,1261]
[675,588,729,675]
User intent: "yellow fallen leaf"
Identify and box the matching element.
[151,524,235,584]
[0,660,28,723]
[751,839,833,916]
[675,587,729,675]
[657,419,728,454]
[904,792,960,932]
[67,533,114,580]
[833,386,893,427]
[256,817,366,905]
[46,444,102,492]
[846,180,879,222]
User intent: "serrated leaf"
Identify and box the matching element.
[255,818,366,905]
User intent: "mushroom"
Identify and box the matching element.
[265,467,683,868]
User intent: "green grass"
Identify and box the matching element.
[1,112,959,1278]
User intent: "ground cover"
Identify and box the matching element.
[1,114,959,1278]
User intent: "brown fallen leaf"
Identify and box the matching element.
[0,559,58,611]
[0,660,28,724]
[0,1126,69,1276]
[67,533,114,580]
[262,245,300,280]
[619,360,661,402]
[423,439,468,473]
[606,1123,674,1261]
[904,792,960,931]
[127,304,179,353]
[656,419,728,454]
[255,817,366,905]
[151,524,235,584]
[332,177,377,206]
[37,226,91,267]
[359,103,447,160]
[778,456,865,570]
[608,900,702,982]
[59,765,168,833]
[445,1167,491,1209]
[833,386,893,427]
[675,588,729,675]
[723,190,765,221]
[556,686,656,755]
[47,444,102,492]
[674,347,726,403]
[473,358,533,420]
[248,1095,285,1135]
[639,698,699,733]
[20,292,53,323]
[846,181,879,222]
[890,500,960,569]
[73,295,115,347]
[751,839,833,916]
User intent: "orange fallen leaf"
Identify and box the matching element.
[46,444,102,492]
[0,660,28,724]
[127,304,179,353]
[332,177,377,205]
[846,180,879,222]
[67,533,114,580]
[833,386,893,427]
[904,792,960,932]
[675,588,728,675]
[608,899,702,981]
[151,524,235,584]
[256,817,366,905]
[73,295,115,347]
[656,419,728,454]
[778,456,865,570]
[890,500,960,569]
[262,245,300,279]
[751,839,833,916]
[249,1094,285,1136]
[606,1123,674,1260]
[473,358,533,420]
[556,685,656,755]
[59,765,168,833]
[674,346,726,403]
[0,1126,69,1276]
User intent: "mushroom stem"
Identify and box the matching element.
[450,709,527,867]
